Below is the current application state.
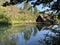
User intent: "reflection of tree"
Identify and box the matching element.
[0,34,18,45]
[36,24,53,31]
[24,28,32,40]
[24,27,38,40]
[0,25,11,31]
[33,27,37,36]
[43,33,60,45]
[0,25,11,38]
[36,24,44,31]
[38,28,60,45]
[0,25,19,45]
[36,24,60,45]
[8,35,18,45]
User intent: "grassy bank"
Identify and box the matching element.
[0,6,38,25]
[0,5,60,25]
[0,13,11,25]
[0,0,60,25]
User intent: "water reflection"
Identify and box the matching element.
[36,24,53,31]
[36,24,60,45]
[0,24,60,45]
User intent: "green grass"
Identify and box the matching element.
[0,6,38,25]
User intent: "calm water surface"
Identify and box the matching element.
[0,24,60,45]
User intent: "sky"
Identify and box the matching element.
[15,0,57,13]
[15,2,50,12]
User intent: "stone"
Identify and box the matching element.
[36,15,56,25]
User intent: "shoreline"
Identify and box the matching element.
[11,20,36,24]
[0,19,59,25]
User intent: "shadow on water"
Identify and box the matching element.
[0,24,11,32]
[36,23,53,31]
[0,24,60,45]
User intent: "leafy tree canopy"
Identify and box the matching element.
[3,0,60,14]
[31,0,60,14]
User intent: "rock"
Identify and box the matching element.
[36,15,56,25]
[36,15,46,23]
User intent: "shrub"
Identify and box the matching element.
[58,14,60,19]
[0,13,11,25]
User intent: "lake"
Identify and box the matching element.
[0,24,60,45]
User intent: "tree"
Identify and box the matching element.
[31,0,60,14]
[24,2,30,10]
[3,0,60,14]
[34,6,38,14]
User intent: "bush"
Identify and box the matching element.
[58,14,60,19]
[0,13,11,25]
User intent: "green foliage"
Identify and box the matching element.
[0,13,11,25]
[0,0,6,5]
[23,2,32,12]
[0,5,37,24]
[1,0,60,24]
[34,6,38,14]
[24,2,29,10]
[1,0,60,14]
[58,14,60,19]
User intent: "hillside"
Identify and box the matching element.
[0,0,60,25]
[0,5,38,24]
